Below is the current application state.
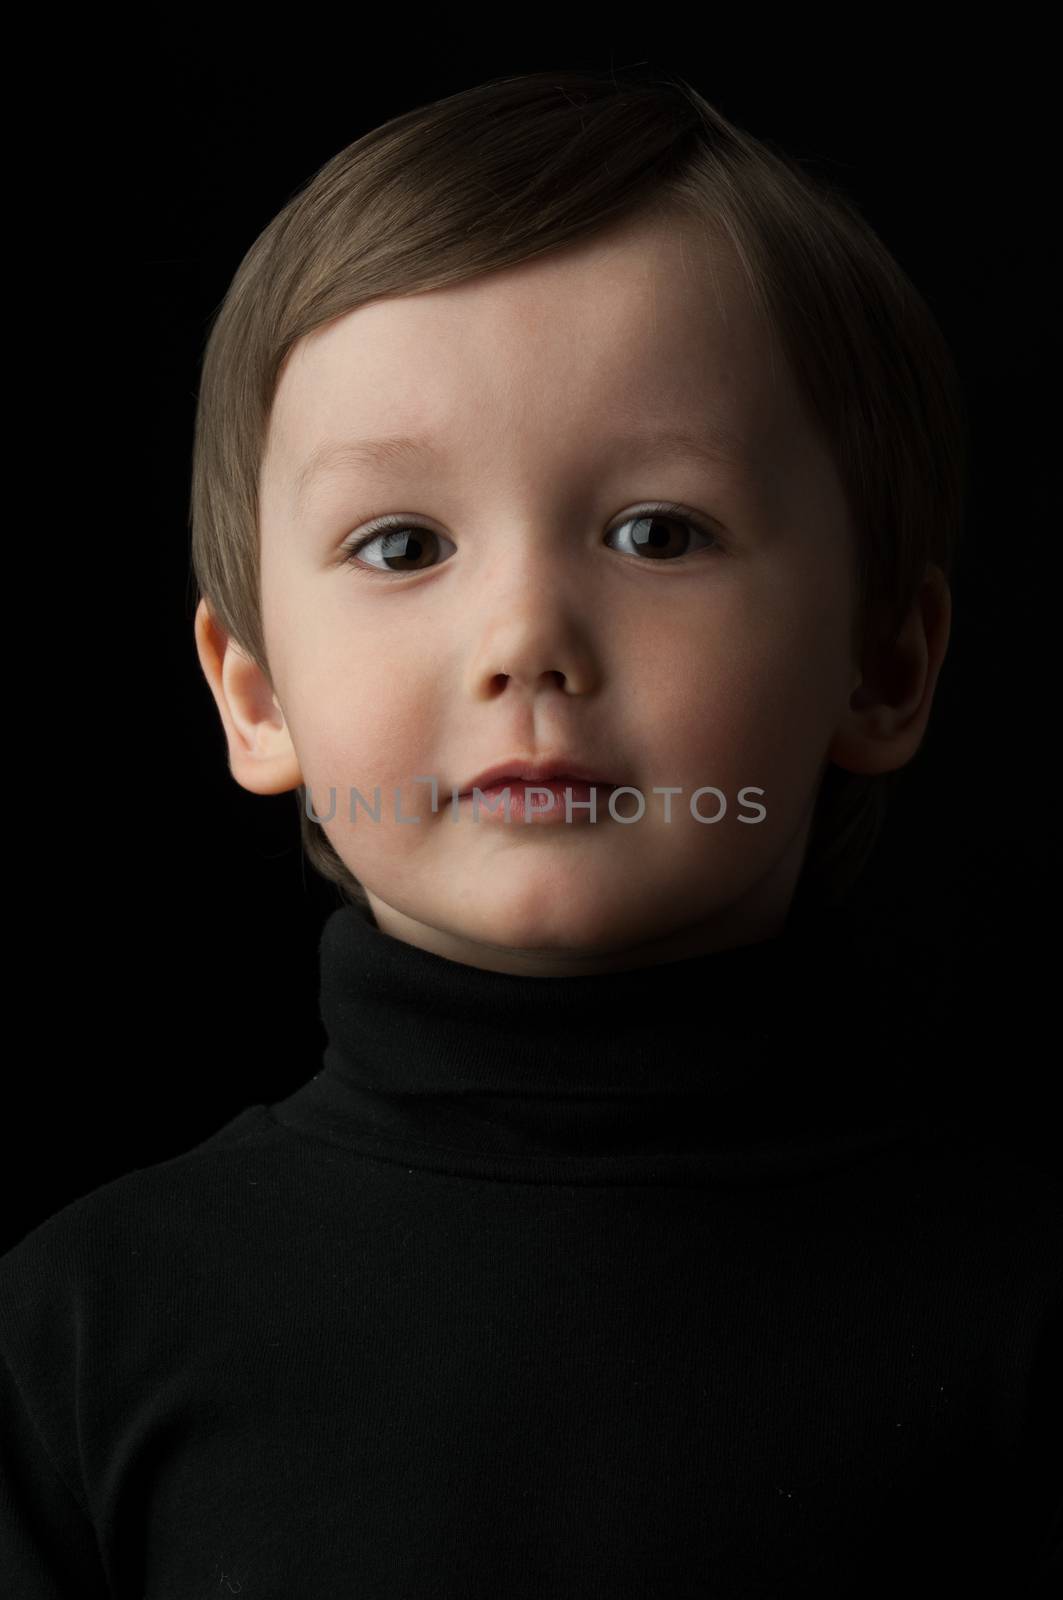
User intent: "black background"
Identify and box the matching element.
[7,25,1059,1255]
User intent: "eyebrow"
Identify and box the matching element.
[291,420,749,510]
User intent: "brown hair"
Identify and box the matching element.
[189,65,971,914]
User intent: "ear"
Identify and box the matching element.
[193,598,303,795]
[828,563,952,777]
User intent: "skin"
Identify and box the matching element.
[195,207,951,976]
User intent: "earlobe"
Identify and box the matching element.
[193,598,304,796]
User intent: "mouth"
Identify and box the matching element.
[458,776,621,805]
[473,773,615,791]
[456,771,620,825]
[459,758,620,797]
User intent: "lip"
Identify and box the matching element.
[459,757,619,796]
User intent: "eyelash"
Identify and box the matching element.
[339,502,724,578]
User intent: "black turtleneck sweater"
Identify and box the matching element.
[2,902,1060,1597]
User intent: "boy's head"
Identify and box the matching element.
[192,68,964,975]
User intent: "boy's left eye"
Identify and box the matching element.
[339,505,723,577]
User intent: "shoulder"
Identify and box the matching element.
[901,1123,1063,1297]
[0,1104,278,1308]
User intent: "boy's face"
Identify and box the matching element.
[236,210,881,973]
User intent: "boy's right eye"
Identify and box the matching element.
[342,520,452,576]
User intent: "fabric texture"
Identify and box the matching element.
[2,899,1060,1596]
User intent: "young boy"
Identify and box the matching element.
[3,68,1060,1596]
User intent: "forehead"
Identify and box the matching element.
[264,212,792,500]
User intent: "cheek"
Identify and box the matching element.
[630,593,850,817]
[296,688,427,792]
[728,614,852,818]
[288,660,451,880]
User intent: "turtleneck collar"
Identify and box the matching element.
[269,898,957,1185]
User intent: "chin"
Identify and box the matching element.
[460,889,669,960]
